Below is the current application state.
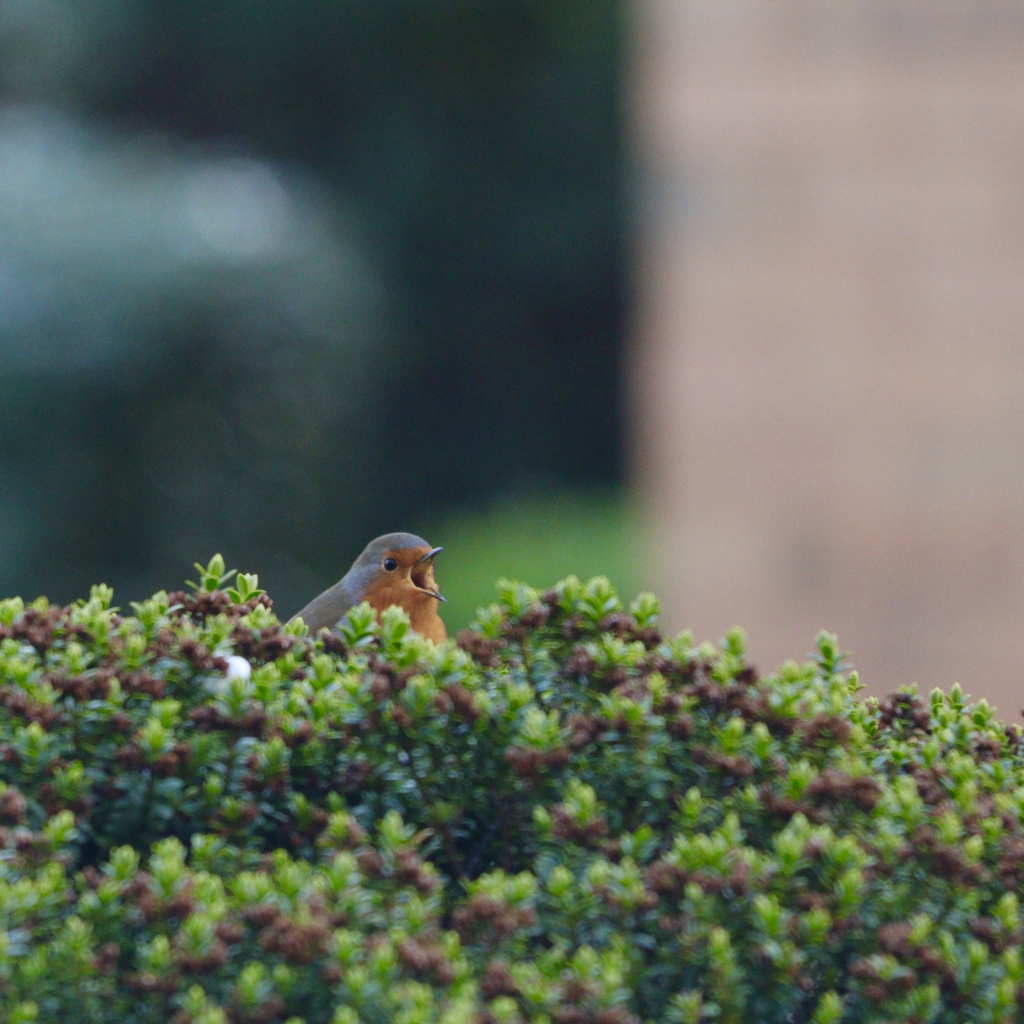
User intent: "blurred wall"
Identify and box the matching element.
[631,1,1024,708]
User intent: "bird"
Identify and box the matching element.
[291,533,447,643]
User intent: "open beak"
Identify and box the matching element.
[415,546,444,565]
[411,547,446,602]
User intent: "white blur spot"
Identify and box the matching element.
[0,106,374,373]
[0,120,52,200]
[205,653,252,695]
[182,160,291,260]
[224,654,252,682]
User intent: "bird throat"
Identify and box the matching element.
[364,574,447,644]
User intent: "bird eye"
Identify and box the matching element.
[383,557,398,572]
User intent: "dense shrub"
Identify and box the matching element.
[1,557,1024,1023]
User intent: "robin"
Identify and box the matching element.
[292,533,447,643]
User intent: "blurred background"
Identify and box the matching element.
[631,1,1024,709]
[0,0,633,631]
[3,0,1024,707]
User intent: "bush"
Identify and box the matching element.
[1,557,1024,1023]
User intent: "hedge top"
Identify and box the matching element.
[1,556,1023,1024]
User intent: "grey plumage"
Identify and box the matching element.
[291,532,430,632]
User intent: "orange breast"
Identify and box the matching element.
[363,576,447,643]
[408,602,447,644]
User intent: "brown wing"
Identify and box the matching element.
[290,579,355,632]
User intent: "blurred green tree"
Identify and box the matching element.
[0,0,625,612]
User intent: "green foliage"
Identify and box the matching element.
[1,567,1024,1022]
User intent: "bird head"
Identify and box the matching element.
[345,533,446,638]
